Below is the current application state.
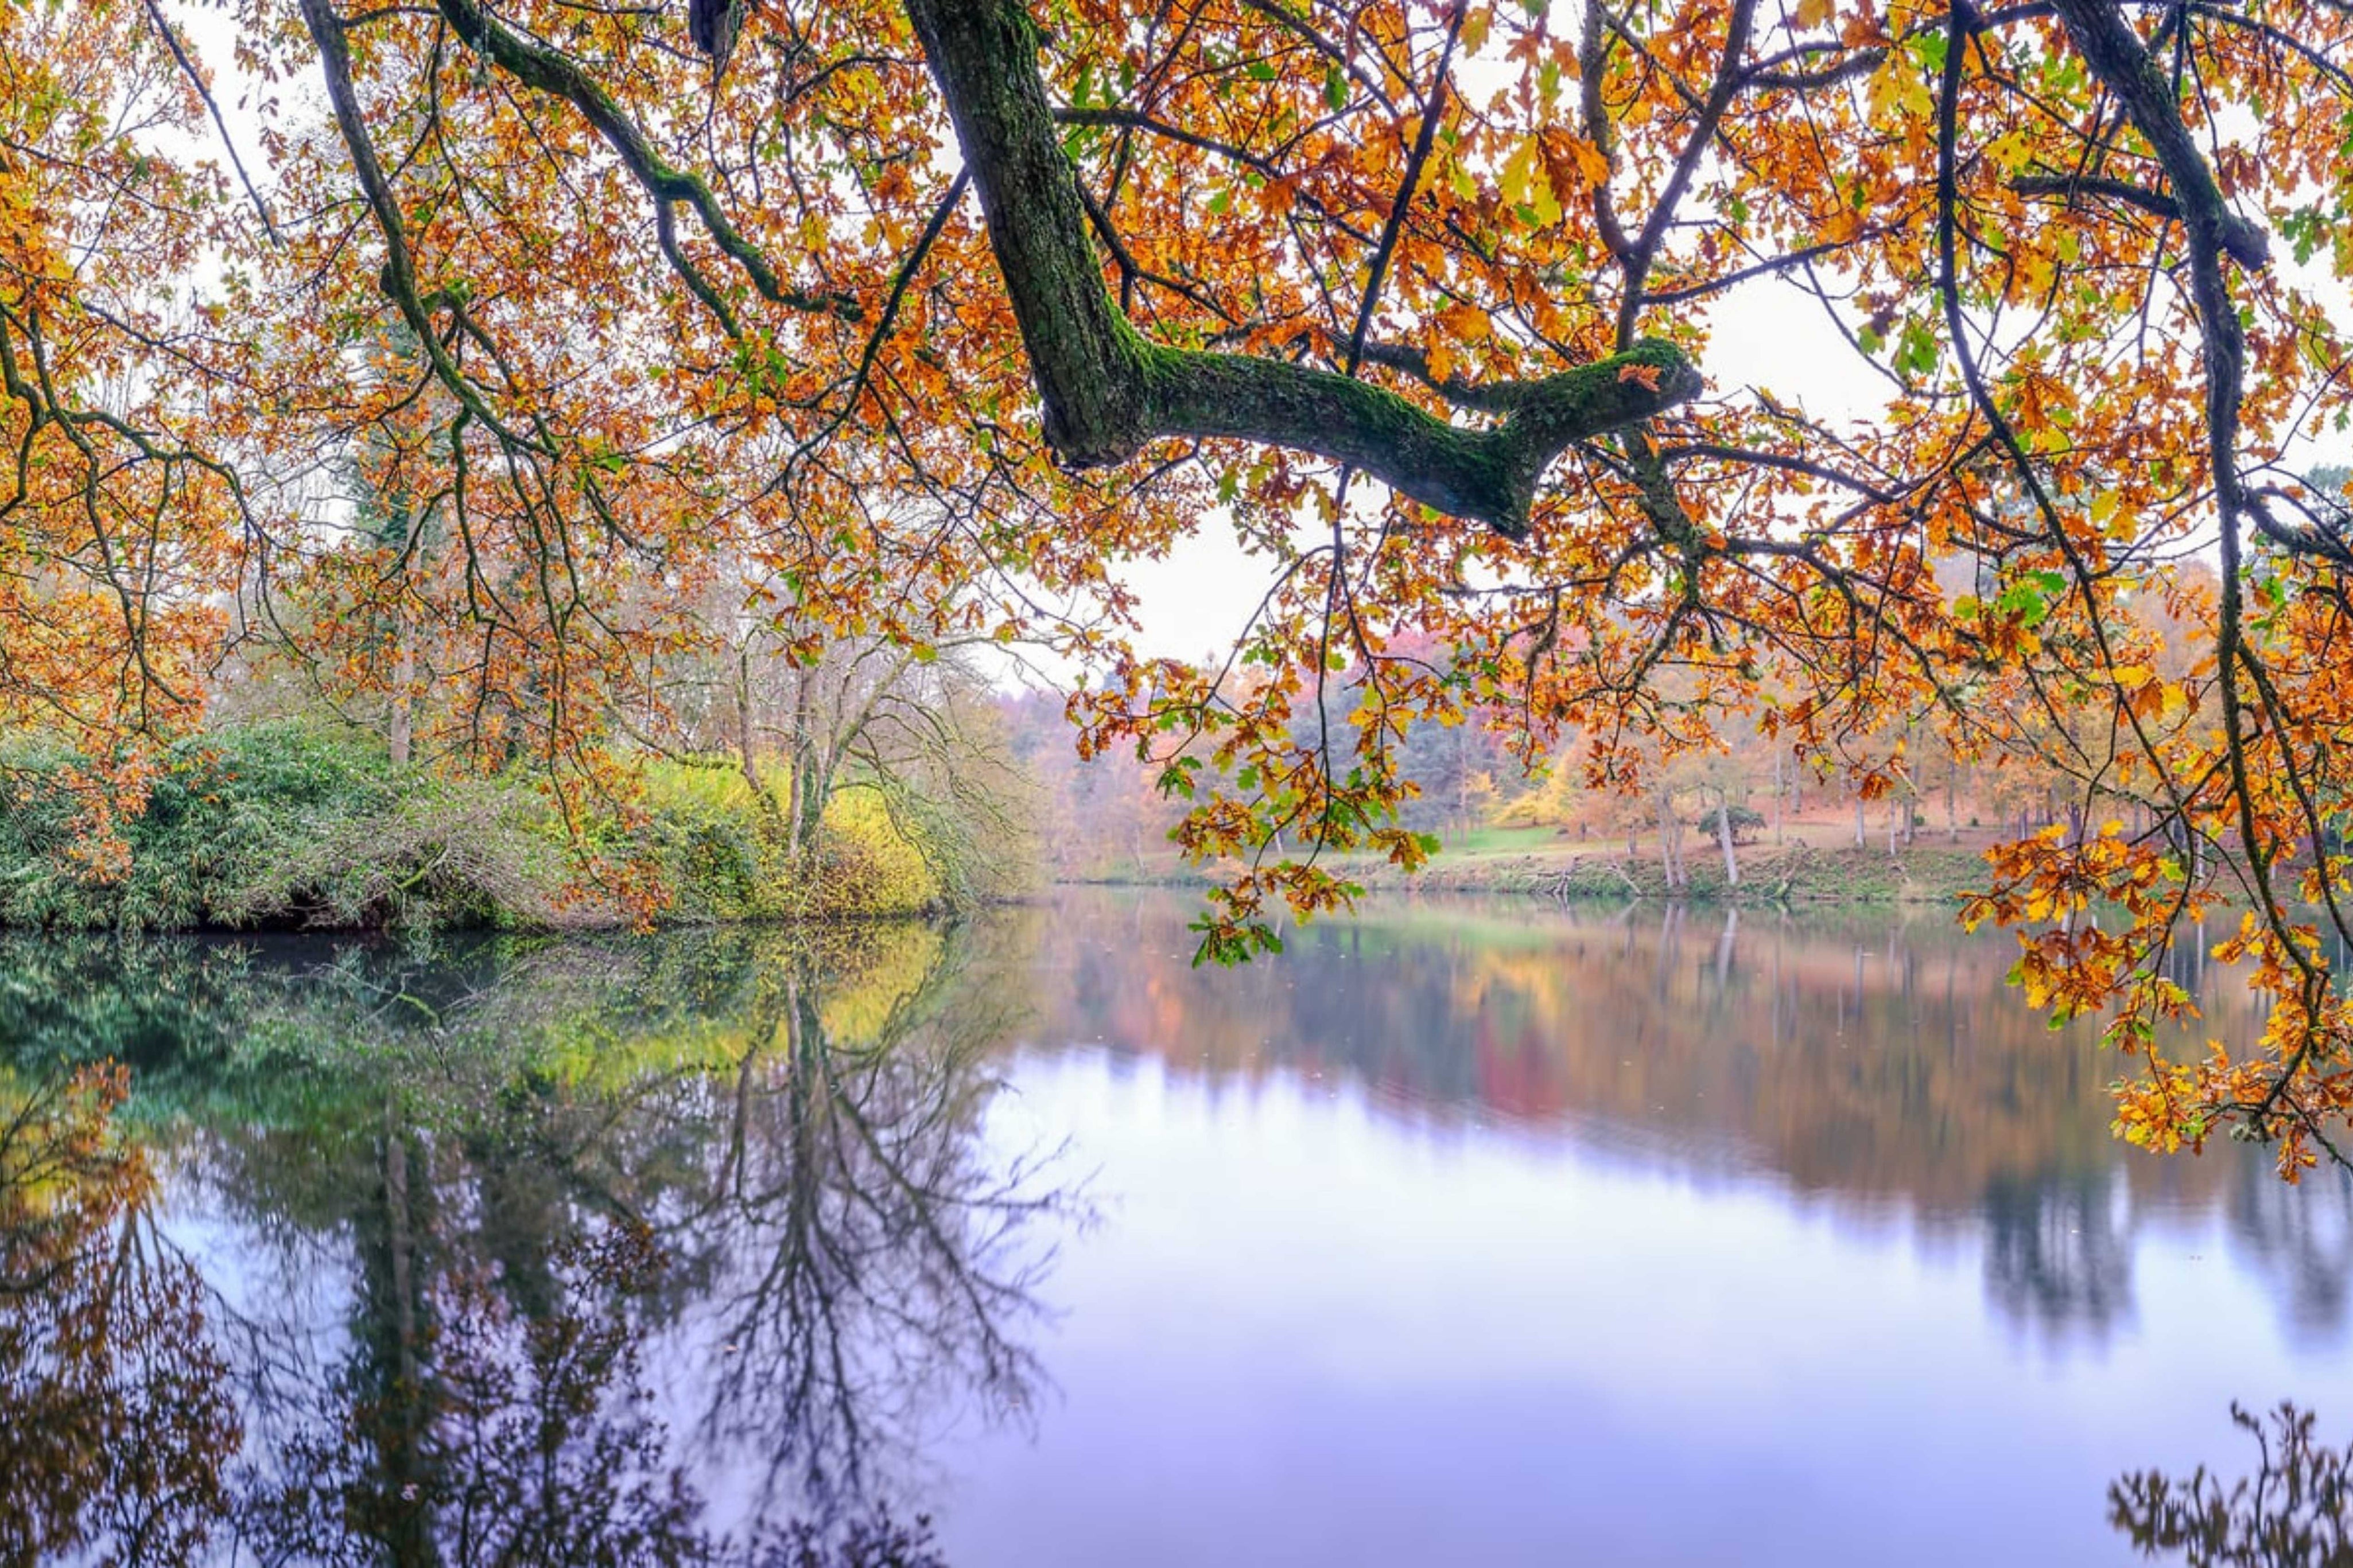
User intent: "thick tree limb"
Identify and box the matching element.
[1145,340,1695,535]
[894,0,1698,538]
[2011,171,2180,224]
[2043,0,2270,271]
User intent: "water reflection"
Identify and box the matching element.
[2233,1174,2353,1350]
[1015,894,2353,1348]
[0,1067,236,1565]
[1981,1172,2135,1338]
[2111,1403,2353,1566]
[0,923,1062,1563]
[2,890,2351,1564]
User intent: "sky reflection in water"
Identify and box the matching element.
[942,893,2352,1566]
[1,889,2348,1565]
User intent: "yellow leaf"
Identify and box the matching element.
[1574,135,1610,186]
[1501,137,1561,225]
[1501,137,1538,207]
[1544,130,1611,189]
[1986,129,2036,173]
[1866,59,1933,124]
[1461,3,1492,53]
[1438,302,1490,343]
[1426,333,1457,383]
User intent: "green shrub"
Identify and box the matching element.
[0,723,554,931]
[0,727,1005,931]
[632,760,778,921]
[809,785,942,917]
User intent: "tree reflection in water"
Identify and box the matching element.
[1978,1171,2137,1338]
[0,920,1066,1565]
[0,1065,237,1565]
[10,894,2353,1563]
[2231,1171,2353,1350]
[1022,895,2353,1349]
[2111,1404,2353,1566]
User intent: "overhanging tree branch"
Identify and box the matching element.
[2043,0,2270,272]
[429,0,861,322]
[889,0,1699,539]
[2010,171,2180,224]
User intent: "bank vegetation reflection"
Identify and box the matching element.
[5,893,2353,1564]
[0,921,1065,1565]
[1028,893,2353,1347]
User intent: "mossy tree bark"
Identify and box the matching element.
[898,0,1703,539]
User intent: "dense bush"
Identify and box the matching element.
[1696,803,1767,845]
[633,762,948,920]
[811,785,945,917]
[0,723,559,931]
[0,725,989,932]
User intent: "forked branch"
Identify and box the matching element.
[892,0,1699,538]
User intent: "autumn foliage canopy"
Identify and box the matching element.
[5,0,2353,1168]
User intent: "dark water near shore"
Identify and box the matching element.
[2,889,2348,1565]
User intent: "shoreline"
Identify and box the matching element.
[1062,840,1995,907]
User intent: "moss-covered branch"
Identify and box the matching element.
[895,0,1698,538]
[1146,339,1699,536]
[2044,0,2269,273]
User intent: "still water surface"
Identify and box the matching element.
[2,889,2348,1564]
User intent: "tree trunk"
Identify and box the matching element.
[1771,748,1785,845]
[1656,791,1681,890]
[388,592,417,767]
[1715,786,1740,886]
[783,665,818,868]
[734,641,786,843]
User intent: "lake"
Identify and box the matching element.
[2,888,2347,1565]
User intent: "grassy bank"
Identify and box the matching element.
[1413,840,1991,905]
[1069,834,1995,908]
[0,721,969,932]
